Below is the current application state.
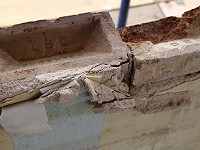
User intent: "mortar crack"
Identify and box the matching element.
[110,59,129,67]
[88,63,104,73]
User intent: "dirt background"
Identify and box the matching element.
[0,0,197,27]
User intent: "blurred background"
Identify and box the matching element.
[0,0,197,27]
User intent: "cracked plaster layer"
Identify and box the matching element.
[0,60,132,108]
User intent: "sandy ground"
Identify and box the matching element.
[0,0,153,27]
[0,0,198,27]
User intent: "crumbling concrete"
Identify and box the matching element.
[0,6,200,114]
[0,12,133,109]
[0,61,132,107]
[0,12,129,83]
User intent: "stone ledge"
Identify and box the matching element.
[0,12,130,84]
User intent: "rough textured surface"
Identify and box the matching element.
[0,12,130,84]
[130,71,200,97]
[129,37,200,85]
[0,11,133,110]
[0,59,134,112]
[1,7,200,113]
[119,6,200,44]
[1,6,200,113]
[134,91,191,114]
[0,78,44,102]
[84,62,130,102]
[118,6,200,114]
[0,13,109,61]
